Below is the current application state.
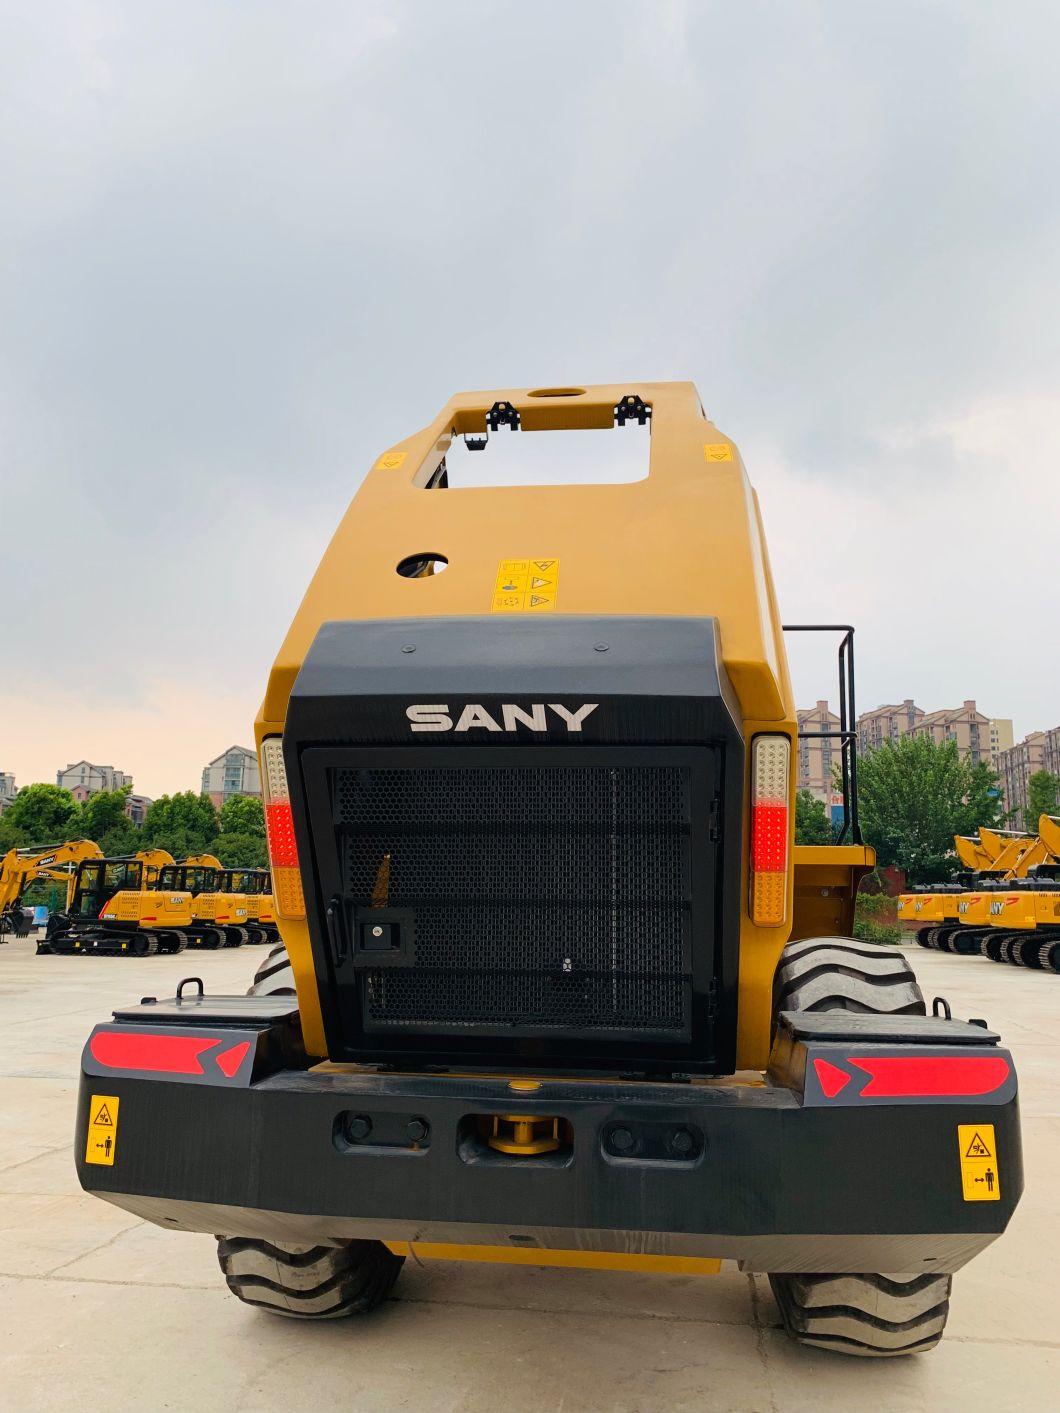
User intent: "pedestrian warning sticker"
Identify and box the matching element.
[703,442,734,462]
[492,558,560,612]
[85,1093,120,1167]
[957,1123,1000,1201]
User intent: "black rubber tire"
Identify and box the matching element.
[248,943,296,997]
[769,938,944,1356]
[769,1272,952,1357]
[982,935,1007,963]
[774,937,926,1019]
[216,1237,403,1319]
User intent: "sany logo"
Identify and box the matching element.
[990,901,1004,915]
[407,703,599,733]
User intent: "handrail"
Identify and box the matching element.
[783,625,862,845]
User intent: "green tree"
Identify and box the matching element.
[857,736,1005,885]
[211,832,268,868]
[1,784,81,845]
[794,789,834,844]
[1024,770,1060,832]
[142,792,219,859]
[209,794,267,868]
[81,786,139,855]
[217,794,264,837]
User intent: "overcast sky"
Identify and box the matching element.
[2,1,1058,798]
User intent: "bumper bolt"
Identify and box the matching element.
[406,1118,429,1142]
[670,1128,695,1156]
[347,1115,372,1141]
[611,1127,635,1152]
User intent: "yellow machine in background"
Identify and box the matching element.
[153,854,251,948]
[0,840,103,939]
[903,817,1060,969]
[43,850,194,956]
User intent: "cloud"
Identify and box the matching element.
[2,1,1058,793]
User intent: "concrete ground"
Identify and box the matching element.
[1,937,1057,1412]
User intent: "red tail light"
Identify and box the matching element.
[750,736,790,925]
[261,737,305,918]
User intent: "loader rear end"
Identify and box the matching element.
[75,383,1023,1356]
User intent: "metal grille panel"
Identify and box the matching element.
[335,765,691,1036]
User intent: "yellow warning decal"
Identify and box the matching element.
[492,558,560,613]
[375,450,407,470]
[703,442,734,462]
[957,1123,1000,1201]
[85,1094,120,1167]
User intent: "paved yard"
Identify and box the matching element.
[1,937,1057,1411]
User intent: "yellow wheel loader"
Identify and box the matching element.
[44,850,195,956]
[0,839,103,940]
[76,384,1022,1356]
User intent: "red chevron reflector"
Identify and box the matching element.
[848,1054,1010,1098]
[215,1041,251,1077]
[813,1058,851,1098]
[90,1030,222,1075]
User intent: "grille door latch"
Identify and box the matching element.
[349,908,417,968]
[325,895,349,966]
[708,793,721,842]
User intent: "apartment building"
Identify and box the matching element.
[796,700,840,802]
[56,761,132,798]
[857,700,924,754]
[201,746,260,808]
[856,700,1009,768]
[124,793,153,827]
[912,701,992,766]
[0,771,15,815]
[996,726,1060,821]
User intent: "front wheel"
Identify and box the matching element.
[217,1237,404,1319]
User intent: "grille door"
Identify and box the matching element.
[304,746,719,1063]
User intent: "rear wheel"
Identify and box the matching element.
[768,1272,951,1357]
[769,937,946,1356]
[248,942,296,996]
[774,936,926,1018]
[217,1237,403,1319]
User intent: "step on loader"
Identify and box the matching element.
[75,383,1023,1356]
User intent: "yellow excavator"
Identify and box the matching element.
[0,840,104,940]
[215,866,278,944]
[980,815,1060,970]
[78,382,1023,1357]
[152,855,251,948]
[43,849,195,956]
[902,821,1060,963]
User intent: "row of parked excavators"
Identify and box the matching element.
[0,840,278,955]
[899,813,1060,971]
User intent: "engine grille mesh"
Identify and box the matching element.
[335,765,691,1035]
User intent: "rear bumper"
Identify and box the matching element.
[75,1007,1023,1274]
